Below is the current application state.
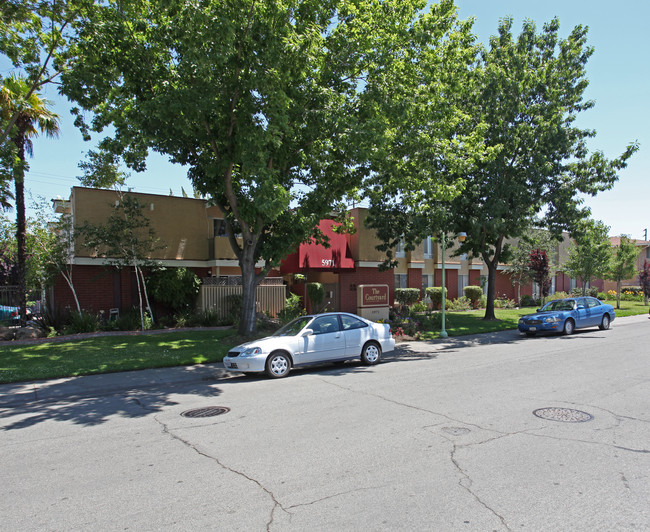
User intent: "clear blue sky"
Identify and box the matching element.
[10,0,650,238]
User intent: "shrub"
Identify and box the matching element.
[597,292,607,301]
[395,288,420,307]
[146,267,201,312]
[546,291,569,302]
[446,296,471,311]
[410,301,428,314]
[194,308,221,327]
[494,297,516,309]
[105,308,150,331]
[226,294,242,323]
[306,282,325,313]
[63,310,100,334]
[621,291,643,302]
[519,294,538,307]
[606,290,617,300]
[425,287,446,310]
[463,286,483,307]
[277,292,305,323]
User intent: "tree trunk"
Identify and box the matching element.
[239,240,262,336]
[13,138,27,326]
[62,271,82,313]
[616,279,621,309]
[138,266,154,324]
[483,261,497,320]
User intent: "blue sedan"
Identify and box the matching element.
[518,297,615,336]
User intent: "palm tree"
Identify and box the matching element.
[0,75,60,324]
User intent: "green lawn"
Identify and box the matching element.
[0,330,238,384]
[0,300,646,385]
[418,300,648,340]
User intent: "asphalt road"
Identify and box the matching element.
[1,315,649,531]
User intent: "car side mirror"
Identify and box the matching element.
[301,328,314,337]
[536,308,541,312]
[577,304,585,310]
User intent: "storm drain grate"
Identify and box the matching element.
[533,407,593,423]
[181,406,230,418]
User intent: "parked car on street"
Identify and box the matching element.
[224,312,395,378]
[518,297,615,337]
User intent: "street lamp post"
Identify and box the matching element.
[439,231,466,339]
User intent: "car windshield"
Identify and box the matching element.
[272,316,313,337]
[541,300,575,312]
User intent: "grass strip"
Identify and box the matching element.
[0,329,237,384]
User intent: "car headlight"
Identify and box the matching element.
[543,316,561,323]
[240,347,262,358]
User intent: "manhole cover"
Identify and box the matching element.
[181,406,230,418]
[533,407,593,423]
[442,427,471,435]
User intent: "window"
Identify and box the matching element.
[423,236,433,259]
[395,239,405,258]
[341,315,368,330]
[395,273,407,289]
[458,274,468,296]
[311,315,341,335]
[646,247,650,259]
[213,218,227,237]
[422,274,433,292]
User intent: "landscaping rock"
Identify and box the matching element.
[15,326,46,340]
[0,327,15,341]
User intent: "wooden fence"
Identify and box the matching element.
[198,283,286,319]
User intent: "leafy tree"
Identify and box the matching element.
[146,267,200,313]
[441,18,637,320]
[638,260,650,305]
[529,249,551,303]
[61,0,441,336]
[76,193,162,330]
[606,236,639,309]
[26,197,82,312]
[563,219,612,296]
[505,228,557,304]
[0,75,59,323]
[364,2,479,262]
[0,0,91,146]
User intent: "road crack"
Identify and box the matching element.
[150,413,290,532]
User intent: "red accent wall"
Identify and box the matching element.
[407,268,423,296]
[434,269,459,299]
[339,268,394,314]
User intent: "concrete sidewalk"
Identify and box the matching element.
[1,315,645,408]
[0,363,233,408]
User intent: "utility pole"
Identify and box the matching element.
[644,228,648,241]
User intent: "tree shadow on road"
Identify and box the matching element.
[0,369,225,431]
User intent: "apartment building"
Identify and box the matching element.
[51,187,582,316]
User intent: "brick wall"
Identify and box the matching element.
[339,268,394,314]
[52,265,118,313]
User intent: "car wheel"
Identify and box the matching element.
[563,319,575,335]
[265,352,291,378]
[361,342,381,365]
[599,314,610,330]
[525,332,536,337]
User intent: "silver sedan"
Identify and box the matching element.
[223,312,395,378]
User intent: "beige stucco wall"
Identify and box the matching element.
[72,187,213,260]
